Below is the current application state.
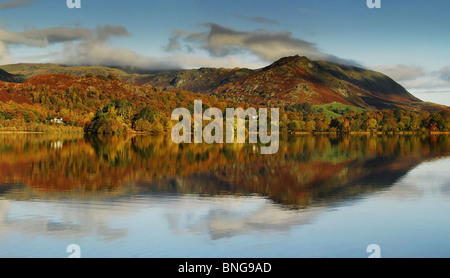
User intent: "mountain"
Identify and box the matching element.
[1,55,447,112]
[1,61,449,134]
[0,69,22,83]
[0,63,131,81]
[0,72,246,133]
[131,55,437,111]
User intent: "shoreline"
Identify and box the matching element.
[1,130,450,135]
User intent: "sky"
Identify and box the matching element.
[0,0,450,106]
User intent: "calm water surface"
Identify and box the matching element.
[0,134,449,258]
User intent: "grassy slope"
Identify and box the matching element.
[313,103,366,118]
[1,61,447,113]
[0,63,132,80]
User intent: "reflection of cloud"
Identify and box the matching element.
[1,153,450,257]
[381,157,450,200]
[0,195,326,257]
[0,200,10,222]
[0,199,128,245]
[206,205,323,240]
[162,196,324,240]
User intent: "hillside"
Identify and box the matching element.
[0,69,23,83]
[133,55,439,112]
[1,56,447,112]
[0,56,449,134]
[0,72,245,133]
[0,63,132,81]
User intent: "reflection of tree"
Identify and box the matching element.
[0,134,449,208]
[86,134,136,167]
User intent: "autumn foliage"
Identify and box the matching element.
[0,73,449,134]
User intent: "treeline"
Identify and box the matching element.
[2,96,449,135]
[84,98,450,135]
[0,73,236,134]
[84,99,171,134]
[0,73,449,134]
[280,105,450,133]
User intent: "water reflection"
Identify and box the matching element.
[0,133,449,207]
[1,133,450,257]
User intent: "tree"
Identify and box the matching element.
[135,107,156,124]
[86,100,133,134]
[366,118,378,132]
[287,120,302,132]
[428,113,449,131]
[133,119,152,132]
[151,122,165,135]
[306,120,316,132]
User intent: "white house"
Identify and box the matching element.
[51,117,64,124]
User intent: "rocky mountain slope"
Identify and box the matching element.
[1,55,447,112]
[130,55,432,111]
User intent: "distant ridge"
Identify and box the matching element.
[0,63,132,81]
[0,68,23,83]
[127,55,438,111]
[0,56,447,112]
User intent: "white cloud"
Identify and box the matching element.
[371,64,450,102]
[0,25,180,70]
[170,53,266,69]
[437,66,450,82]
[372,64,425,82]
[59,40,180,70]
[0,41,13,64]
[165,23,359,66]
[0,28,47,47]
[19,27,94,44]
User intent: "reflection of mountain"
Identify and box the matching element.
[0,134,449,209]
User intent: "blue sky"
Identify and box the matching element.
[1,0,450,105]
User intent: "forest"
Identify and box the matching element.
[0,73,449,135]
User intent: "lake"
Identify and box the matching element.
[0,133,449,258]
